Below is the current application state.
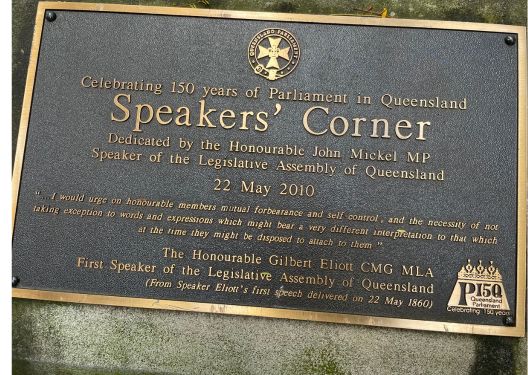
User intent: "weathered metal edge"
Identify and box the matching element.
[12,1,527,337]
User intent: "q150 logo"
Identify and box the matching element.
[448,259,510,313]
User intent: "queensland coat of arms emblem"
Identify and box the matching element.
[248,28,300,81]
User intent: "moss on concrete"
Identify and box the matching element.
[296,345,350,375]
[13,359,152,375]
[471,336,528,375]
[13,299,490,374]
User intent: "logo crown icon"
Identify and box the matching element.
[458,259,502,282]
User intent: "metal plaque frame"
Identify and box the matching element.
[12,2,527,336]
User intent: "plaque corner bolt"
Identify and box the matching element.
[503,316,515,327]
[12,276,20,288]
[45,11,57,22]
[504,35,516,46]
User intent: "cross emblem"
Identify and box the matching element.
[257,37,291,69]
[248,28,299,81]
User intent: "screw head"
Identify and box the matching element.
[503,316,515,326]
[504,36,516,46]
[45,11,57,22]
[12,276,20,287]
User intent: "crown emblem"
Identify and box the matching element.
[448,259,510,312]
[458,259,502,282]
[248,28,300,81]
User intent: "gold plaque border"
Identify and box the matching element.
[12,2,527,337]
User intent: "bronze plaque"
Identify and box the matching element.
[12,2,527,336]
